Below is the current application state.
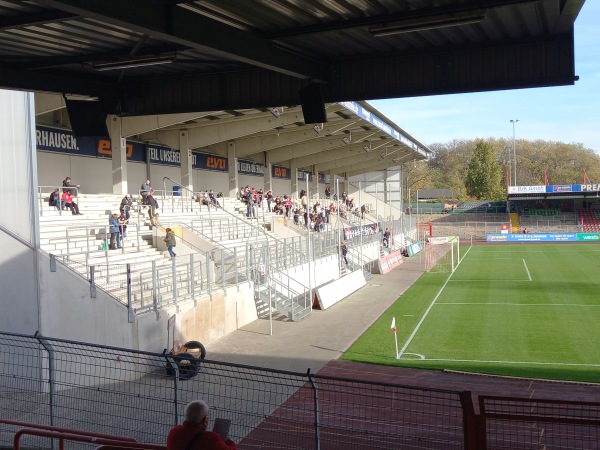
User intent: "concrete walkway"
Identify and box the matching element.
[206,255,426,373]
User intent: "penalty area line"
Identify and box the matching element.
[411,357,600,369]
[397,246,472,358]
[523,258,532,281]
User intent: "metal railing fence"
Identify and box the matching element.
[45,192,416,320]
[0,331,469,450]
[39,185,80,217]
[2,332,598,450]
[52,248,243,315]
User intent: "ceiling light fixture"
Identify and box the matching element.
[90,54,177,71]
[270,107,283,118]
[369,10,486,37]
[342,136,351,145]
[313,124,323,134]
[363,144,371,153]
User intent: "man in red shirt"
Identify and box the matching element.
[167,401,237,450]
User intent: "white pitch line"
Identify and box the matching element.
[523,258,532,281]
[403,357,600,368]
[450,279,530,282]
[437,302,600,307]
[397,246,472,358]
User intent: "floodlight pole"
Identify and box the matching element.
[510,119,519,186]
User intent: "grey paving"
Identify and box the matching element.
[205,255,427,373]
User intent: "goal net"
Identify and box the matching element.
[425,236,460,273]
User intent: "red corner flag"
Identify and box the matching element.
[391,317,396,333]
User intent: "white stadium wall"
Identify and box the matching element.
[0,90,40,334]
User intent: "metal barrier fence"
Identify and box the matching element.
[2,332,599,450]
[0,332,468,450]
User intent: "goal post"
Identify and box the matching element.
[425,236,460,273]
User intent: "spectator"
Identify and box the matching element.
[284,195,292,218]
[49,188,63,210]
[383,227,390,248]
[522,228,530,234]
[300,190,308,212]
[164,228,177,258]
[61,189,82,215]
[150,213,162,230]
[109,213,121,250]
[167,400,237,450]
[120,194,133,220]
[293,208,300,225]
[62,177,80,196]
[118,213,128,246]
[325,186,331,199]
[360,204,366,219]
[145,188,159,220]
[245,189,253,218]
[140,179,151,203]
[266,190,273,212]
[209,190,221,208]
[340,241,348,265]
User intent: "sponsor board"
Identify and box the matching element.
[343,224,379,240]
[487,233,600,242]
[375,250,403,274]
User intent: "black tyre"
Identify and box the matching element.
[174,352,200,380]
[182,340,207,360]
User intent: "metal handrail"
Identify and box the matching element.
[38,185,79,217]
[13,429,165,450]
[0,419,138,443]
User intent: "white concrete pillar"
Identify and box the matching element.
[179,130,193,192]
[263,151,272,193]
[290,160,299,199]
[227,142,238,198]
[312,164,319,198]
[108,115,128,195]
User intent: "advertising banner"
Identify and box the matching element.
[337,101,428,157]
[487,233,600,242]
[272,165,291,179]
[36,125,147,161]
[237,159,264,176]
[194,153,228,172]
[375,250,403,274]
[508,184,600,194]
[343,224,379,240]
[297,169,313,182]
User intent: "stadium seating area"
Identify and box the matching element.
[576,208,600,232]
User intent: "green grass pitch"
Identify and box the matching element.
[342,244,600,383]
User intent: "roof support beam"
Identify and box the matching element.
[36,0,330,81]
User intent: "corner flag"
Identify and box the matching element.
[391,317,398,359]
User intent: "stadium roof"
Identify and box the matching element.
[3,1,587,176]
[0,0,586,116]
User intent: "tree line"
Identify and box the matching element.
[402,138,600,201]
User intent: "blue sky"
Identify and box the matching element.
[370,1,600,153]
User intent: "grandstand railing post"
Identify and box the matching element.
[34,332,56,449]
[152,260,159,311]
[234,247,239,288]
[220,248,225,291]
[126,264,133,323]
[89,266,96,298]
[172,258,177,305]
[460,391,486,450]
[190,254,196,305]
[306,370,321,450]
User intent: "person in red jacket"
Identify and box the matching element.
[167,401,237,450]
[61,190,82,215]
